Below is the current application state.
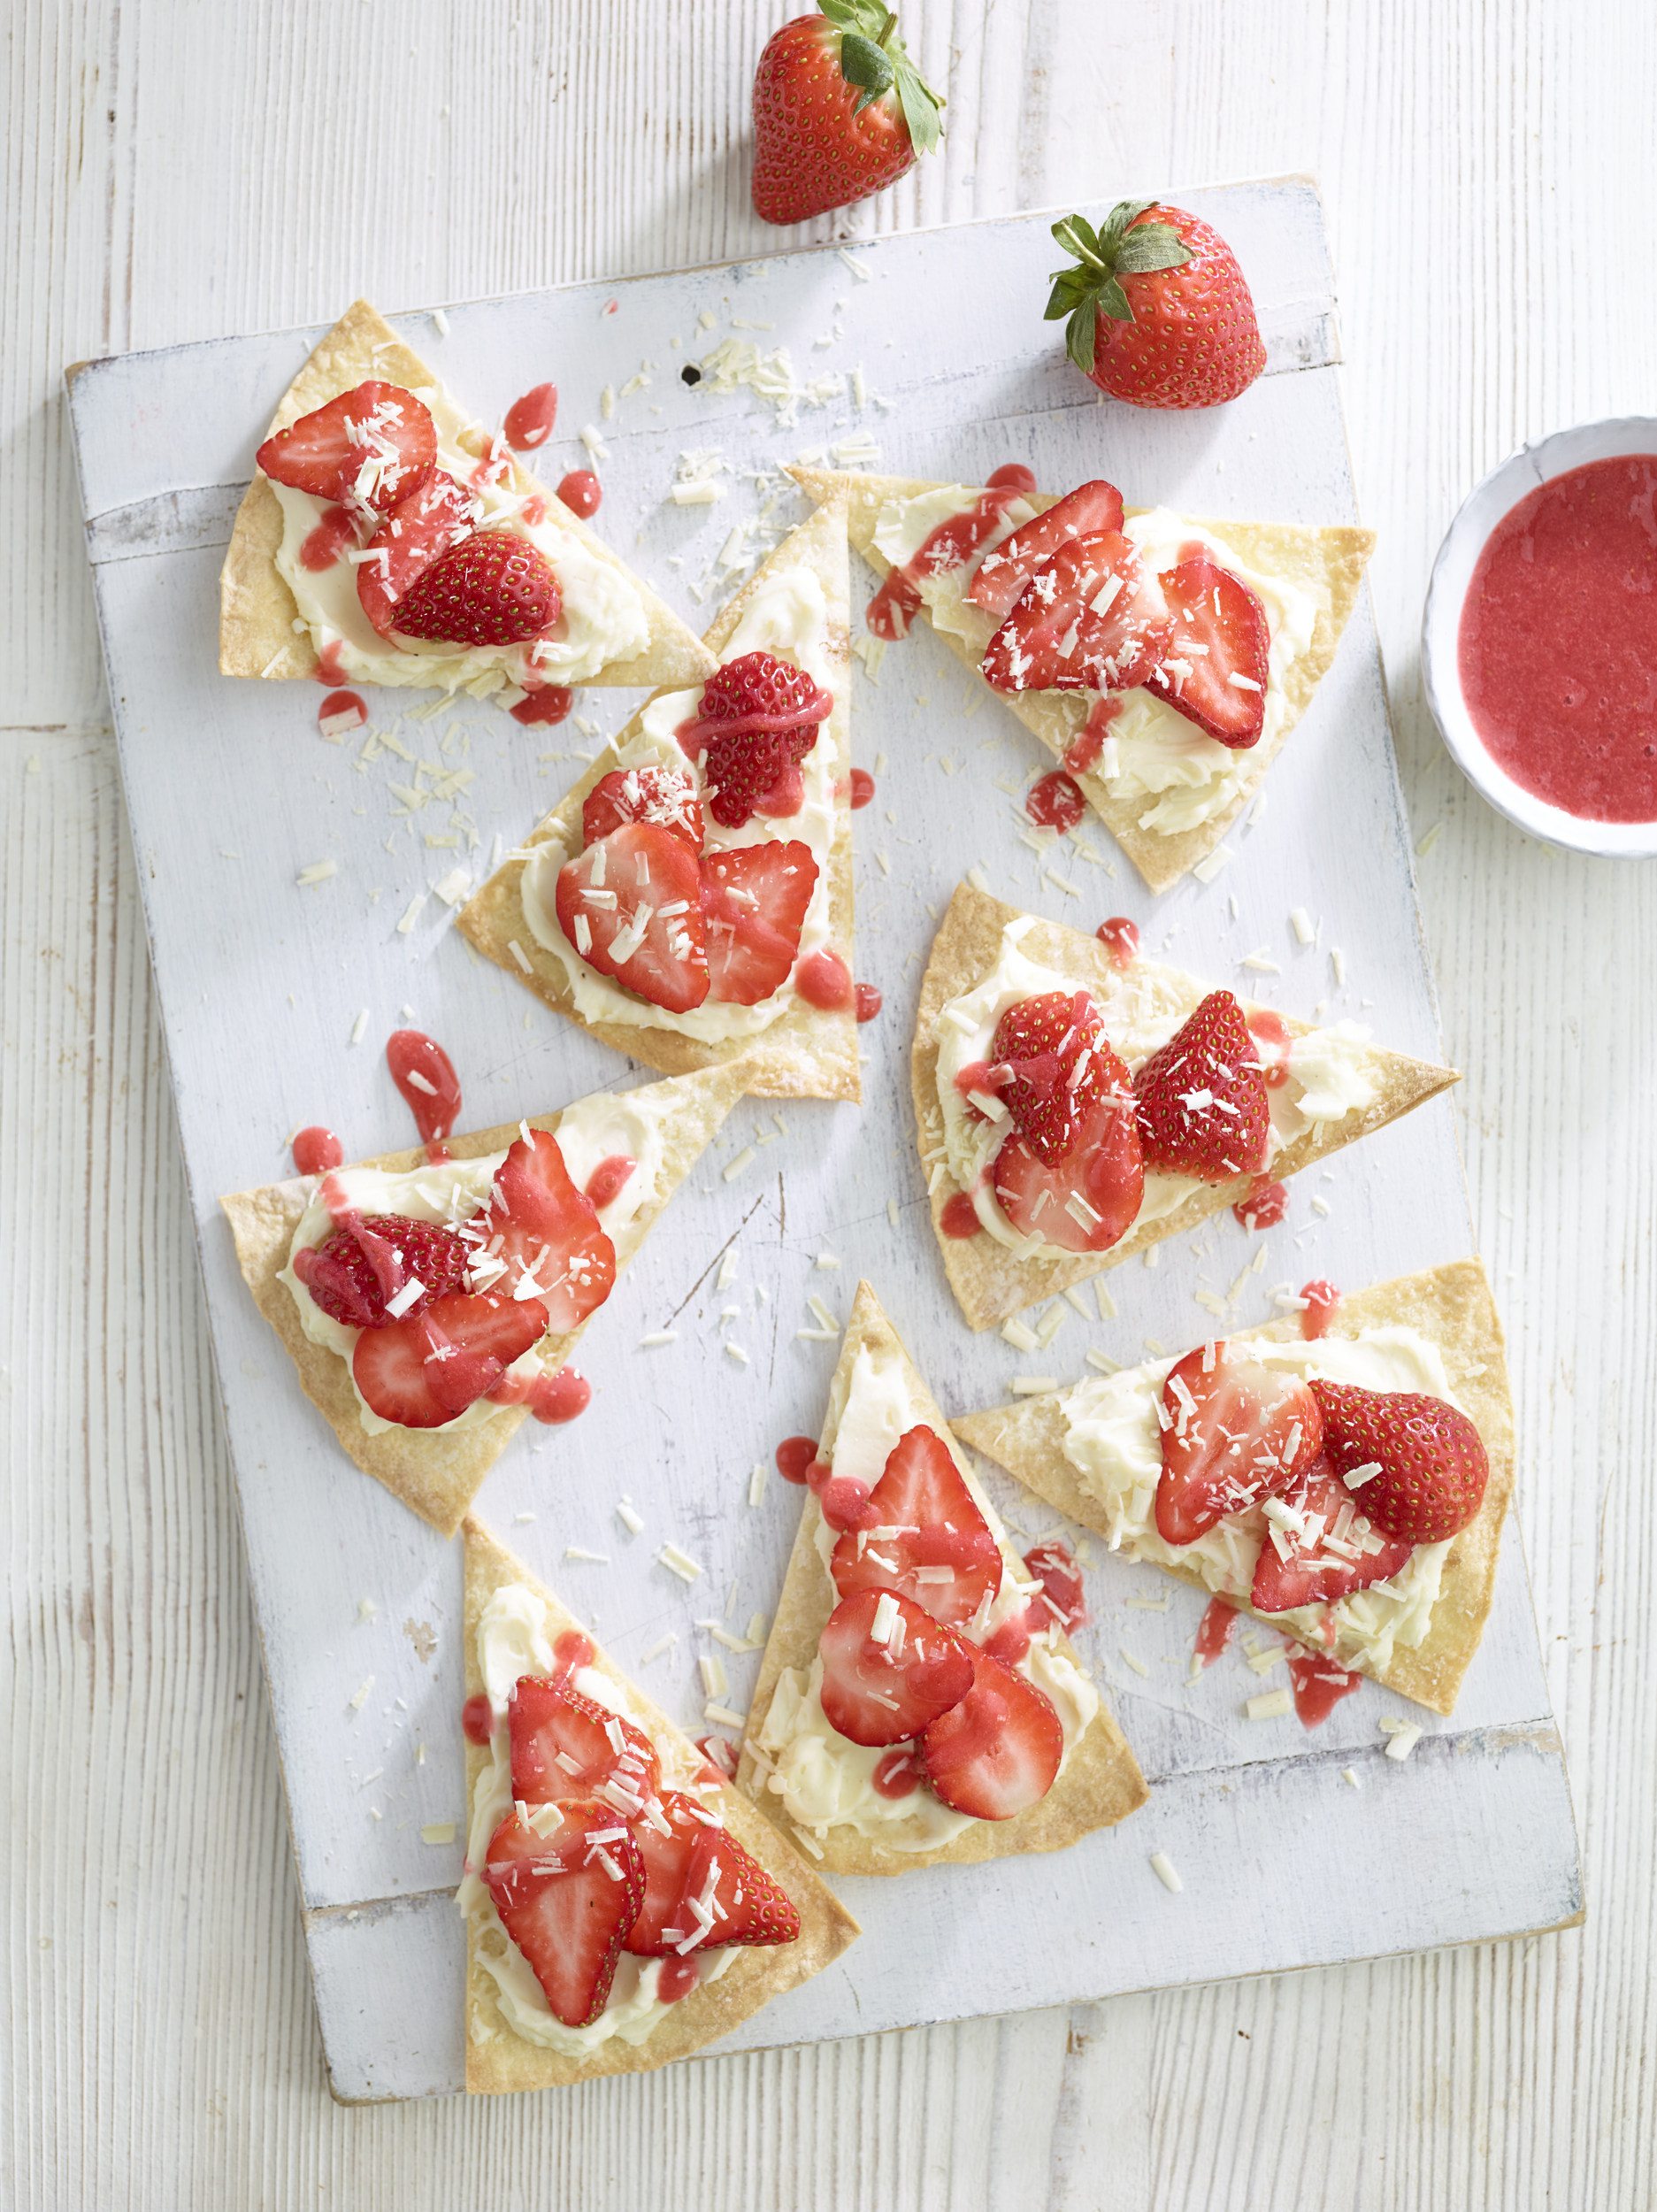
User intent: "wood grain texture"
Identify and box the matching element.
[5,3,1655,2208]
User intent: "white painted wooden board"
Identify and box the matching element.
[65,177,1580,2103]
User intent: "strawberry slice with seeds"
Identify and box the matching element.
[556,824,710,1014]
[624,1789,801,1957]
[1156,1342,1323,1545]
[582,764,703,851]
[992,1083,1144,1254]
[1249,1455,1415,1615]
[482,1801,645,2027]
[291,1213,468,1328]
[1146,556,1271,747]
[817,1588,976,1747]
[919,1647,1064,1820]
[700,841,818,1006]
[1309,1379,1491,1543]
[982,531,1171,695]
[966,480,1126,622]
[395,529,562,648]
[677,650,833,830]
[351,1289,548,1428]
[1132,990,1270,1182]
[989,988,1115,1166]
[257,380,437,517]
[829,1424,1001,1628]
[468,1127,617,1332]
[509,1677,661,1813]
[355,468,482,635]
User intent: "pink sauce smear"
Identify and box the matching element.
[1233,1175,1288,1232]
[1247,1009,1293,1088]
[1193,1595,1238,1669]
[865,469,1032,640]
[556,468,602,518]
[1457,454,1657,822]
[503,382,557,450]
[1026,769,1085,833]
[1285,1647,1364,1727]
[1095,916,1139,970]
[386,1029,463,1148]
[794,948,853,1010]
[510,685,574,726]
[1300,1279,1341,1340]
[292,1125,344,1176]
[939,1191,982,1240]
[848,766,875,810]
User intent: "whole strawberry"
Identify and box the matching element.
[1309,1380,1490,1543]
[679,649,833,827]
[292,1214,469,1329]
[752,2,943,227]
[1045,200,1267,410]
[395,530,560,647]
[1133,990,1269,1182]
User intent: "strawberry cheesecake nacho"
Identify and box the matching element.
[459,1517,857,2092]
[220,1062,748,1534]
[219,299,714,703]
[787,463,1374,892]
[739,1282,1147,1873]
[460,492,859,1100]
[955,1260,1515,1716]
[917,884,1458,1331]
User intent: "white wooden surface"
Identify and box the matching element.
[5,2,1654,2205]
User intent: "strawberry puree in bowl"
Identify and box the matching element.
[1422,415,1657,857]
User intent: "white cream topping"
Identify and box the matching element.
[277,1090,669,1432]
[932,918,1377,1258]
[520,562,840,1042]
[270,378,648,694]
[1058,1328,1459,1673]
[458,1584,734,2058]
[871,488,1319,836]
[758,1345,1099,1847]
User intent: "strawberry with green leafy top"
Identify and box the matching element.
[751,2,944,227]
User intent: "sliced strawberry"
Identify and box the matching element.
[1132,991,1270,1182]
[1249,1455,1415,1615]
[624,1790,801,1956]
[556,824,710,1014]
[508,1677,662,1813]
[1309,1379,1491,1542]
[350,1288,548,1427]
[483,1801,645,2028]
[355,468,481,635]
[678,650,833,829]
[1146,556,1271,748]
[981,531,1172,695]
[966,480,1126,621]
[1023,1540,1087,1635]
[817,1588,976,1747]
[919,1647,1063,1820]
[829,1424,1001,1628]
[701,841,818,1006]
[582,764,703,851]
[989,988,1115,1166]
[257,380,437,517]
[467,1128,617,1332]
[291,1213,468,1328]
[1156,1343,1323,1546]
[395,529,561,648]
[992,1084,1144,1254]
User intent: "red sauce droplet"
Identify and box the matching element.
[300,506,357,572]
[854,982,883,1023]
[865,482,1029,639]
[386,1029,463,1145]
[461,1693,495,1746]
[1247,1009,1293,1088]
[1194,1595,1239,1669]
[425,1140,451,1165]
[1285,1647,1364,1728]
[554,1629,595,1676]
[314,641,347,687]
[585,1155,636,1210]
[1096,916,1139,970]
[871,1746,923,1800]
[1300,1280,1341,1340]
[848,766,876,809]
[1026,769,1086,833]
[292,1125,344,1176]
[940,1191,983,1239]
[510,684,575,726]
[522,492,548,526]
[1024,1540,1086,1633]
[986,463,1038,495]
[775,1436,819,1486]
[503,381,557,450]
[818,1475,873,1532]
[1063,695,1120,773]
[529,1366,592,1425]
[318,690,367,738]
[794,948,853,1010]
[656,1955,701,2002]
[556,468,602,518]
[1233,1175,1288,1232]
[318,1172,357,1230]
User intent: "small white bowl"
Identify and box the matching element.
[1421,415,1657,859]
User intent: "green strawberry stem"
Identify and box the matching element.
[1044,200,1194,374]
[820,0,944,152]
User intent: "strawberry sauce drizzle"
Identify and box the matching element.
[1026,769,1086,833]
[1285,1647,1364,1727]
[584,1155,636,1210]
[1247,1009,1293,1088]
[318,1172,358,1232]
[848,766,875,809]
[461,1693,495,1747]
[1234,1175,1288,1231]
[510,685,574,726]
[1193,1595,1239,1669]
[556,469,602,518]
[300,507,357,572]
[871,1746,923,1800]
[1300,1280,1342,1340]
[386,1029,463,1145]
[794,948,854,1010]
[864,479,1028,640]
[774,1435,820,1486]
[1096,916,1139,969]
[940,1191,982,1239]
[315,641,348,687]
[503,382,557,450]
[318,688,367,734]
[554,1629,595,1675]
[855,983,883,1023]
[292,1125,344,1176]
[1063,695,1120,773]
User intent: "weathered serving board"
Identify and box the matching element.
[66,177,1579,2104]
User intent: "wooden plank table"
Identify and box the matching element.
[5,3,1654,2204]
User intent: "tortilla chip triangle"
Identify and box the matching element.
[737,1280,1148,1874]
[459,1516,859,2091]
[220,1059,749,1537]
[786,464,1374,895]
[916,882,1459,1331]
[953,1259,1515,1717]
[456,491,859,1101]
[219,297,715,697]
